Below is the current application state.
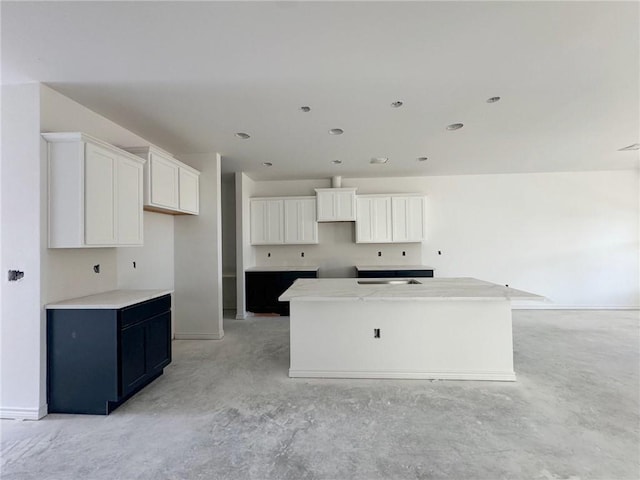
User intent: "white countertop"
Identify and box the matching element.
[355,265,433,271]
[279,278,545,302]
[46,289,173,310]
[246,265,320,272]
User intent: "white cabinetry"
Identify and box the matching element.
[44,132,144,248]
[392,195,425,242]
[250,197,318,245]
[356,194,425,243]
[126,146,200,215]
[284,197,318,244]
[250,198,284,245]
[315,188,357,222]
[356,196,392,243]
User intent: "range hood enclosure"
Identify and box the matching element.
[315,187,357,222]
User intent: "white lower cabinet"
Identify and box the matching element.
[356,194,425,243]
[44,132,144,248]
[251,196,318,245]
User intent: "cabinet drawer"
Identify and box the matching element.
[120,295,171,328]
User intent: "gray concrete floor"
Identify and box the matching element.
[2,310,638,480]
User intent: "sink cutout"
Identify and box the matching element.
[357,279,422,285]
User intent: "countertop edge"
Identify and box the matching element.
[46,289,174,310]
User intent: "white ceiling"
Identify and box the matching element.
[3,1,639,180]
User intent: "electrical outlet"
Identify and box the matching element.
[377,251,382,257]
[8,270,24,282]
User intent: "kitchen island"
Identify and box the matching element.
[279,278,543,381]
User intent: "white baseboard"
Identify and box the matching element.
[1,404,48,420]
[513,305,639,310]
[174,332,224,340]
[288,370,516,382]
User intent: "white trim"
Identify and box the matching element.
[513,305,639,310]
[174,332,224,340]
[289,370,516,382]
[1,404,48,420]
[235,313,246,320]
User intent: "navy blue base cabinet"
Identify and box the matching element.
[246,270,317,315]
[47,294,171,415]
[356,268,434,278]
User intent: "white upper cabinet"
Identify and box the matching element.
[392,195,425,243]
[284,197,319,244]
[314,188,357,222]
[178,168,200,214]
[126,146,200,215]
[356,194,425,243]
[356,196,392,243]
[250,197,318,245]
[44,132,144,248]
[250,198,285,245]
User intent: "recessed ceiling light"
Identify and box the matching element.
[235,132,250,139]
[329,128,344,135]
[417,157,428,162]
[262,162,273,167]
[391,101,404,108]
[486,96,501,103]
[331,160,343,165]
[618,143,640,151]
[370,157,389,164]
[300,106,311,112]
[446,123,464,131]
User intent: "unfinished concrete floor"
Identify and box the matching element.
[2,310,639,480]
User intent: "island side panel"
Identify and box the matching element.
[289,299,515,381]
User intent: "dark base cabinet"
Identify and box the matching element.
[47,294,171,415]
[357,269,434,278]
[246,270,317,315]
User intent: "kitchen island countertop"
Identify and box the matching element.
[280,277,544,302]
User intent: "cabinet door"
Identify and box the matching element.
[284,198,318,244]
[392,196,425,242]
[335,190,356,221]
[145,312,171,374]
[356,197,392,243]
[117,156,143,245]
[250,199,284,245]
[179,168,199,214]
[149,153,179,209]
[316,191,336,221]
[121,321,147,397]
[84,143,116,245]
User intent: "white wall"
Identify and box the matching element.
[235,172,255,317]
[174,153,223,339]
[236,170,639,309]
[0,84,47,420]
[117,212,174,290]
[40,85,136,300]
[1,85,179,419]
